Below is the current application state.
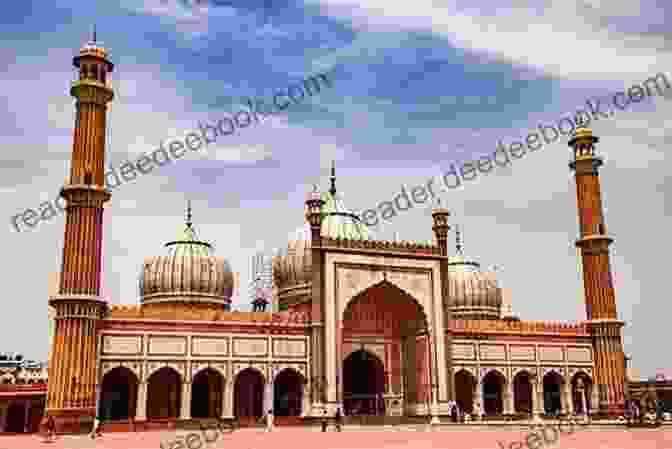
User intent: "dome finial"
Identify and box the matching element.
[329,160,337,196]
[92,24,97,43]
[186,200,193,229]
[455,224,463,254]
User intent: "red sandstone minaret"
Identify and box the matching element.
[44,28,114,432]
[568,126,626,417]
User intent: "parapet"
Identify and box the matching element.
[449,319,589,336]
[321,236,439,255]
[105,303,309,325]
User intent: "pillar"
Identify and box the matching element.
[432,206,454,402]
[221,378,233,418]
[45,33,114,434]
[305,187,325,408]
[532,381,543,415]
[180,383,191,419]
[590,383,599,415]
[504,381,514,415]
[301,383,310,417]
[563,382,573,415]
[23,400,30,432]
[0,401,9,432]
[569,126,626,416]
[475,380,483,419]
[264,381,273,414]
[136,382,147,420]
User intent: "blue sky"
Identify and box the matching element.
[0,0,670,379]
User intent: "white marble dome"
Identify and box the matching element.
[139,210,233,308]
[446,229,503,320]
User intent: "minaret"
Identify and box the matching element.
[45,28,114,432]
[431,199,455,404]
[568,126,626,417]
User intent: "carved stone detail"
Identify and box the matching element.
[336,266,431,321]
[539,346,564,362]
[148,336,187,355]
[452,343,476,360]
[191,362,228,380]
[100,361,142,380]
[568,367,592,381]
[566,346,591,363]
[192,337,229,356]
[232,338,268,357]
[272,339,307,357]
[509,345,535,361]
[145,361,186,383]
[542,367,565,381]
[480,367,506,382]
[102,336,142,355]
[232,362,267,382]
[511,366,536,379]
[453,366,477,378]
[479,344,506,360]
[272,363,307,381]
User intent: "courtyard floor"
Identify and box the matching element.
[0,426,669,449]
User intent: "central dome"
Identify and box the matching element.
[273,165,373,304]
[139,204,233,308]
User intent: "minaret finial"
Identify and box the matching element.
[455,224,463,254]
[329,160,337,196]
[186,200,192,228]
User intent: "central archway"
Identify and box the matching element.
[340,280,430,415]
[343,350,385,415]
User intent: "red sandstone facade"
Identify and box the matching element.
[29,36,644,435]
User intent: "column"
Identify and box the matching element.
[532,382,543,415]
[504,381,514,415]
[563,383,573,415]
[221,378,233,418]
[23,400,31,432]
[180,382,191,419]
[264,381,273,414]
[301,383,310,417]
[136,382,147,420]
[475,380,483,419]
[590,384,599,415]
[0,401,9,432]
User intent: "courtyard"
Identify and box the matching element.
[0,425,668,449]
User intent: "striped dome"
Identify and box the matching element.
[139,206,233,308]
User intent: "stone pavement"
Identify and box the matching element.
[0,426,669,449]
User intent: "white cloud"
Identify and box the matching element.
[308,0,671,81]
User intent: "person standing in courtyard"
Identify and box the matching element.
[335,407,342,432]
[266,409,274,432]
[321,410,328,432]
[44,416,56,443]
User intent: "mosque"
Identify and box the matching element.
[1,35,669,434]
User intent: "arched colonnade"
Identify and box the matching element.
[453,368,595,417]
[97,365,309,423]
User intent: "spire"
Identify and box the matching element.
[329,160,337,196]
[186,200,193,229]
[455,224,463,254]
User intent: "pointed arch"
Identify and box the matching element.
[99,366,139,421]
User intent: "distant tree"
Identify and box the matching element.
[15,354,23,361]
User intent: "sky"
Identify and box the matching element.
[0,0,670,379]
